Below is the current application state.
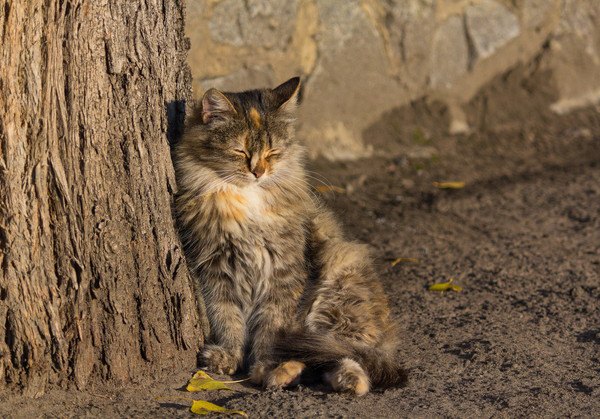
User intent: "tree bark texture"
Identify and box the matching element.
[0,0,205,395]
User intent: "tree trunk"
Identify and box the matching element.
[0,0,205,396]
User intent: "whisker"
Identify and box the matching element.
[275,173,319,203]
[304,169,335,189]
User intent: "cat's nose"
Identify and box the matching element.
[252,167,265,178]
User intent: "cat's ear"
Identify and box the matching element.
[201,88,236,124]
[272,77,301,116]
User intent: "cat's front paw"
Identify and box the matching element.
[201,345,241,375]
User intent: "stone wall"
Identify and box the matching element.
[186,0,600,159]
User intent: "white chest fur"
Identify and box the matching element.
[206,184,269,233]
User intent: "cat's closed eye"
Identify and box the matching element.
[233,148,249,158]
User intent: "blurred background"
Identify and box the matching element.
[185,0,600,160]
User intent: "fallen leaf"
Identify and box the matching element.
[428,277,463,292]
[432,181,465,189]
[391,257,420,267]
[190,400,247,417]
[315,185,345,194]
[186,370,247,392]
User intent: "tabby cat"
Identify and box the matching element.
[175,77,406,395]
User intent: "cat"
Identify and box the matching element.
[175,77,406,395]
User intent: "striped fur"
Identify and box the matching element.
[175,77,406,395]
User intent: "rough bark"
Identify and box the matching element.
[0,0,205,395]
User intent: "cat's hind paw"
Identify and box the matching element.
[324,358,370,396]
[201,345,241,375]
[249,361,271,385]
[265,361,305,389]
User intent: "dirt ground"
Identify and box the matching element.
[1,65,599,417]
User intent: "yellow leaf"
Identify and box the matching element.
[391,257,419,267]
[186,370,247,392]
[432,181,465,189]
[428,277,463,292]
[315,185,345,194]
[190,400,247,417]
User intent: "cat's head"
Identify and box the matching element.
[181,77,303,189]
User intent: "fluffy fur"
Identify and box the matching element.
[175,77,406,395]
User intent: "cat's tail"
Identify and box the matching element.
[272,330,407,388]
